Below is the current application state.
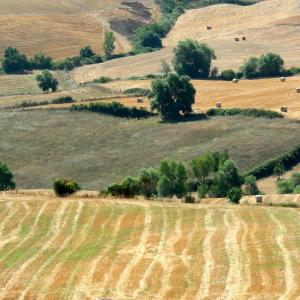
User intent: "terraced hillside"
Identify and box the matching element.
[0,192,300,299]
[0,0,157,59]
[72,0,300,79]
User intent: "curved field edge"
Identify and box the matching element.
[0,193,300,299]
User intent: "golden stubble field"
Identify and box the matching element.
[0,0,157,59]
[72,0,300,80]
[0,191,300,299]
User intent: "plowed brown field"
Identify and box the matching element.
[0,191,300,299]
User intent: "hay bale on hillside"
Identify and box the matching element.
[232,78,239,83]
[242,36,246,41]
[280,77,286,82]
[256,195,263,204]
[296,88,300,93]
[207,26,212,30]
[281,106,288,112]
[234,37,239,42]
[216,102,222,108]
[137,98,144,103]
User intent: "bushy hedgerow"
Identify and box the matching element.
[51,96,74,104]
[245,145,300,180]
[53,179,81,197]
[207,108,283,119]
[93,77,113,83]
[124,88,151,96]
[70,102,155,119]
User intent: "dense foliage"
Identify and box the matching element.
[36,71,59,93]
[53,179,81,197]
[70,102,155,119]
[103,32,116,60]
[207,108,284,119]
[1,47,29,73]
[150,73,196,119]
[0,162,15,191]
[173,40,216,78]
[277,172,300,194]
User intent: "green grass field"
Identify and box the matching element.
[1,109,300,190]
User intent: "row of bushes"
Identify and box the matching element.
[124,88,151,96]
[70,102,155,119]
[104,151,261,203]
[245,145,300,180]
[207,108,284,119]
[6,96,74,109]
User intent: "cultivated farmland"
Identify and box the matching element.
[0,192,300,298]
[1,110,300,190]
[0,0,157,59]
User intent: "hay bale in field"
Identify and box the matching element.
[137,98,144,103]
[232,78,239,83]
[207,26,212,30]
[234,37,239,42]
[280,77,286,82]
[281,106,288,112]
[296,88,300,93]
[256,195,263,204]
[216,102,222,108]
[242,36,246,41]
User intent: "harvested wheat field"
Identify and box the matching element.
[72,0,300,80]
[0,191,300,299]
[0,0,157,59]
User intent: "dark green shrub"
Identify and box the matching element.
[221,69,236,81]
[277,179,294,194]
[0,162,15,191]
[53,179,81,197]
[2,47,30,73]
[124,88,151,96]
[107,176,140,198]
[70,102,154,119]
[244,175,260,195]
[207,108,283,119]
[138,168,160,198]
[51,96,74,104]
[227,187,243,204]
[30,53,53,70]
[197,183,209,199]
[93,76,113,83]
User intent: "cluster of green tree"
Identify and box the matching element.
[93,76,114,84]
[53,179,81,197]
[70,102,155,119]
[277,172,300,194]
[207,108,284,119]
[6,96,74,109]
[36,71,59,93]
[245,145,300,180]
[105,151,260,203]
[0,162,15,191]
[124,88,151,96]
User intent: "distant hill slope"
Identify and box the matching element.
[72,0,300,79]
[0,0,157,59]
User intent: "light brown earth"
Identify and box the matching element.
[0,190,300,299]
[72,0,300,81]
[0,0,157,59]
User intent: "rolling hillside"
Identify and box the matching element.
[0,192,300,298]
[0,0,157,59]
[72,0,300,80]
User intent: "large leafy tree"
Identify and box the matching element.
[103,32,116,60]
[2,47,29,73]
[173,39,216,78]
[0,162,15,191]
[258,53,284,77]
[36,70,59,93]
[150,73,196,119]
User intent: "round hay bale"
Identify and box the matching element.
[216,102,222,108]
[137,98,144,103]
[234,37,239,42]
[281,106,288,112]
[280,77,286,82]
[232,78,239,83]
[256,195,263,204]
[207,26,212,30]
[242,36,246,41]
[296,88,300,93]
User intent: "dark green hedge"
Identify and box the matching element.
[207,108,284,119]
[70,102,155,119]
[245,145,300,179]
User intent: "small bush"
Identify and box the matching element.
[227,187,243,204]
[107,176,140,198]
[51,96,74,104]
[54,179,81,197]
[221,69,236,81]
[93,76,113,84]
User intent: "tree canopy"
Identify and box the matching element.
[172,39,216,78]
[150,73,196,119]
[0,162,15,191]
[36,70,59,93]
[103,32,116,60]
